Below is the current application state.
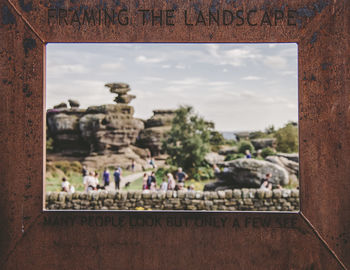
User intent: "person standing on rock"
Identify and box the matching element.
[103,168,110,187]
[245,150,252,158]
[176,167,187,183]
[113,168,121,190]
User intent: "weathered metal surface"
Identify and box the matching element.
[0,0,349,269]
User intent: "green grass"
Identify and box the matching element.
[46,172,85,192]
[123,176,144,191]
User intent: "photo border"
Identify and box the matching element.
[0,0,349,268]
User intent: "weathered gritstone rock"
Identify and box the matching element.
[265,155,299,176]
[68,99,80,108]
[205,158,289,190]
[45,188,299,211]
[135,109,176,156]
[47,83,145,159]
[205,152,225,165]
[251,138,277,150]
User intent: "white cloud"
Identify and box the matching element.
[135,55,165,64]
[263,55,288,69]
[175,64,186,69]
[242,76,262,81]
[100,63,124,70]
[49,64,89,75]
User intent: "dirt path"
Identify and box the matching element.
[105,171,145,191]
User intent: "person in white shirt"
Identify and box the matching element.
[84,172,98,192]
[61,177,70,192]
[161,178,168,191]
[167,173,176,190]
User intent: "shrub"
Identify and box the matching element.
[275,122,298,153]
[238,141,255,154]
[261,147,276,158]
[162,106,212,171]
[224,153,245,161]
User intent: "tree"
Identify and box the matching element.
[274,122,298,153]
[162,106,212,171]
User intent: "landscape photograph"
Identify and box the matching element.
[45,43,299,211]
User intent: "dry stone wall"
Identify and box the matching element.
[45,188,299,211]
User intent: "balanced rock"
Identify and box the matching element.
[53,102,67,109]
[68,99,80,108]
[204,158,289,191]
[105,83,130,95]
[114,94,136,104]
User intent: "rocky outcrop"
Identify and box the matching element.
[47,83,144,157]
[205,152,225,165]
[276,153,299,163]
[204,158,289,191]
[218,146,238,155]
[265,155,298,176]
[251,138,276,150]
[137,110,175,156]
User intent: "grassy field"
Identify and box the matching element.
[45,160,135,192]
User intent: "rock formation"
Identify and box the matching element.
[105,82,136,104]
[137,110,176,156]
[204,158,289,191]
[251,138,276,150]
[68,99,80,108]
[47,83,144,158]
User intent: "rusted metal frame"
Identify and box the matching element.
[5,0,45,42]
[0,1,45,265]
[300,212,348,270]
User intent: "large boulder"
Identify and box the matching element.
[53,102,67,109]
[251,138,276,150]
[68,99,80,108]
[265,155,299,176]
[204,158,289,191]
[276,153,299,163]
[205,152,225,165]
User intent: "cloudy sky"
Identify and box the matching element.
[46,43,298,131]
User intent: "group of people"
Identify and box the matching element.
[82,165,123,192]
[142,167,191,192]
